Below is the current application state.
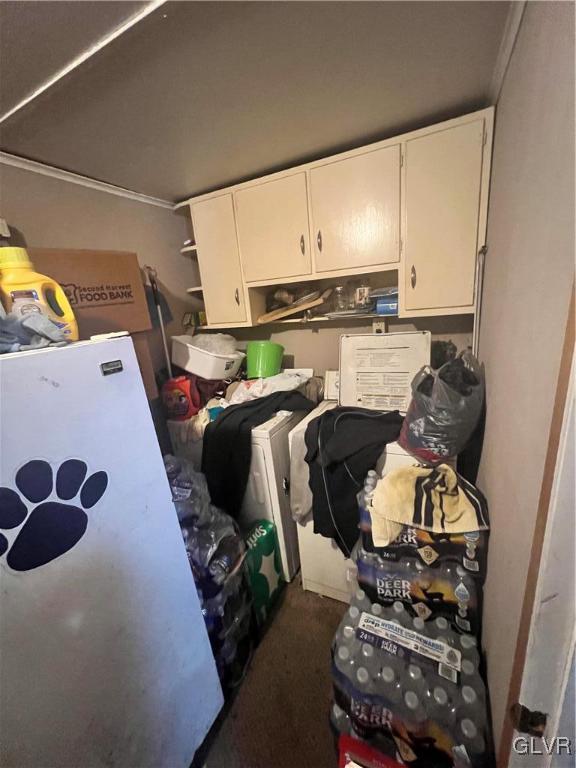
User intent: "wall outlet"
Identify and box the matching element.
[372,319,387,334]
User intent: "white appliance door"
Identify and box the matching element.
[240,412,304,582]
[239,443,273,527]
[264,414,303,581]
[0,339,223,768]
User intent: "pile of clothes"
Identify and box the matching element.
[0,305,68,353]
[165,366,322,518]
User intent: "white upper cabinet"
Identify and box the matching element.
[310,146,400,273]
[403,119,485,313]
[190,195,247,325]
[235,173,311,283]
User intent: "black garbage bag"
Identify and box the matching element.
[399,351,485,464]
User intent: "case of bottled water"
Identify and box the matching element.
[358,472,489,580]
[355,544,481,635]
[331,593,491,767]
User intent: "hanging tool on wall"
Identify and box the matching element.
[144,265,172,378]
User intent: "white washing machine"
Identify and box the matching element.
[289,401,416,603]
[238,410,306,582]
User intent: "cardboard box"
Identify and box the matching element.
[30,249,151,336]
[30,249,158,399]
[132,331,159,401]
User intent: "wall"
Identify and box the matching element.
[0,163,196,373]
[477,0,575,751]
[235,315,473,373]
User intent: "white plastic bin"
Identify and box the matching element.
[171,335,245,379]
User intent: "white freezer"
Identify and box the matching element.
[0,338,223,768]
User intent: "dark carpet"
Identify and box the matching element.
[203,578,345,768]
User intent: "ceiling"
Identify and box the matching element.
[0,1,147,116]
[0,1,510,203]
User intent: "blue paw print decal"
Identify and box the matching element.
[0,459,108,571]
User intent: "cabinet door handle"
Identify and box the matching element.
[300,235,305,255]
[410,265,417,289]
[317,230,323,252]
[234,288,240,305]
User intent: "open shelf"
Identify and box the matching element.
[181,245,197,254]
[246,268,398,326]
[268,312,395,325]
[186,286,203,294]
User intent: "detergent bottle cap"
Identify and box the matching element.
[0,247,32,270]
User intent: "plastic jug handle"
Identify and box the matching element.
[43,283,68,317]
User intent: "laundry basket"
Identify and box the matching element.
[172,335,245,379]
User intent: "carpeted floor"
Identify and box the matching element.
[202,578,346,768]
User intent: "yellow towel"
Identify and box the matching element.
[370,464,489,547]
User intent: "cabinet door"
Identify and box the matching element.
[235,173,311,282]
[310,146,400,272]
[191,195,247,325]
[404,120,485,312]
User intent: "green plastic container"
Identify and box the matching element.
[244,520,284,626]
[246,340,284,378]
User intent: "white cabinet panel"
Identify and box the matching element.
[404,119,485,312]
[310,146,400,272]
[190,195,247,325]
[235,173,311,282]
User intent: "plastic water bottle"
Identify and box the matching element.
[427,685,456,729]
[339,625,361,657]
[335,645,355,680]
[208,535,245,585]
[461,658,483,689]
[405,663,427,699]
[334,616,353,647]
[390,600,410,627]
[403,690,426,724]
[459,633,481,667]
[460,685,484,722]
[357,643,379,683]
[429,616,450,638]
[330,702,351,735]
[411,616,426,634]
[358,548,375,582]
[356,666,372,694]
[370,602,384,617]
[351,587,372,613]
[458,718,486,760]
[403,555,425,574]
[346,605,361,626]
[380,664,403,706]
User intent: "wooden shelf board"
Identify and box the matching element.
[262,312,397,325]
[186,286,203,294]
[181,245,197,254]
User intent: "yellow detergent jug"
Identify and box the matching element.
[0,247,79,340]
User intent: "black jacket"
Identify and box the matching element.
[202,390,314,517]
[304,407,403,556]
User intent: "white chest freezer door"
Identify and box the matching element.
[0,339,223,768]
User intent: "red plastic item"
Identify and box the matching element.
[161,376,201,420]
[338,735,404,768]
